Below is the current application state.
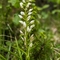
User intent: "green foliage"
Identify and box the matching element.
[48,0,60,4]
[0,0,60,60]
[12,14,20,25]
[52,9,60,14]
[8,0,20,8]
[0,4,2,9]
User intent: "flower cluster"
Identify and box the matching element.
[19,0,35,32]
[19,0,35,47]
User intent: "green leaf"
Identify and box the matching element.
[0,4,2,9]
[12,14,20,25]
[41,12,48,19]
[8,0,19,7]
[0,54,6,60]
[48,0,60,4]
[42,5,49,9]
[52,10,60,14]
[6,41,11,46]
[57,0,60,4]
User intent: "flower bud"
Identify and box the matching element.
[20,11,25,15]
[29,43,33,47]
[27,26,31,32]
[28,12,32,15]
[29,9,33,12]
[20,30,23,34]
[26,3,31,8]
[22,0,25,3]
[20,2,23,8]
[30,24,35,29]
[27,16,31,21]
[19,15,23,18]
[19,21,26,27]
[30,20,34,24]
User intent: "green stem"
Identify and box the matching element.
[15,37,22,60]
[7,43,11,60]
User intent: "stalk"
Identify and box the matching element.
[19,0,38,60]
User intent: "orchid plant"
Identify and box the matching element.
[14,0,55,60]
[15,0,39,60]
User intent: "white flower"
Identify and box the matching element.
[30,24,35,29]
[29,43,33,47]
[26,3,31,8]
[29,9,33,12]
[19,21,26,27]
[30,34,34,42]
[20,11,25,15]
[20,30,23,34]
[27,16,31,21]
[30,20,34,24]
[22,0,25,3]
[28,12,32,15]
[19,15,23,18]
[27,26,31,32]
[20,2,23,8]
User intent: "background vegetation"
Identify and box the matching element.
[0,0,60,60]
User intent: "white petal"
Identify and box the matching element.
[28,12,32,15]
[30,20,34,24]
[19,15,23,18]
[20,2,23,8]
[19,21,24,24]
[30,24,35,29]
[27,16,31,21]
[20,11,25,15]
[20,30,23,34]
[19,21,26,27]
[23,22,26,27]
[27,26,31,32]
[22,0,25,3]
[26,3,31,8]
[29,9,33,12]
[29,43,33,47]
